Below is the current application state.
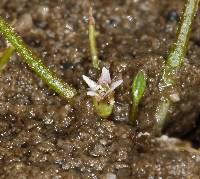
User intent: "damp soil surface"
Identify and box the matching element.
[0,0,200,178]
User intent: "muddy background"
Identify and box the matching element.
[0,0,200,178]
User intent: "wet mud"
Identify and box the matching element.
[0,0,200,178]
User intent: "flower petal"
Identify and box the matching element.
[98,67,111,84]
[103,79,123,97]
[82,75,100,91]
[110,80,123,91]
[87,91,98,96]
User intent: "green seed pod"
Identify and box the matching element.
[93,98,114,118]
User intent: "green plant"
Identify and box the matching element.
[0,0,198,128]
[153,0,199,136]
[89,6,100,70]
[81,3,123,118]
[82,67,123,118]
[0,46,15,72]
[130,70,147,124]
[0,16,77,99]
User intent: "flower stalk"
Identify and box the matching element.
[153,0,199,136]
[88,5,100,70]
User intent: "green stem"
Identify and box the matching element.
[0,46,15,71]
[154,98,171,136]
[130,103,138,125]
[89,6,100,70]
[153,0,199,136]
[0,16,77,99]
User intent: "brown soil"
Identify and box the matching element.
[0,0,200,178]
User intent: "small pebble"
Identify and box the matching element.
[100,139,108,146]
[37,6,49,19]
[89,144,106,157]
[14,13,33,34]
[106,173,117,179]
[169,93,180,102]
[137,132,150,138]
[166,9,179,22]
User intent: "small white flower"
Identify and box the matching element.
[82,67,123,102]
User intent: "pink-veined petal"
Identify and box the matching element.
[87,91,98,96]
[110,80,123,91]
[98,67,111,84]
[103,79,123,97]
[82,75,100,91]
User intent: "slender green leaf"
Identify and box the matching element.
[0,16,77,99]
[162,0,199,88]
[0,46,15,71]
[132,70,147,106]
[153,0,199,136]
